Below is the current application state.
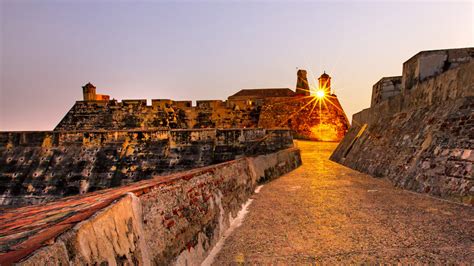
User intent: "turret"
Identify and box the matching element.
[82,82,110,101]
[318,72,331,94]
[296,69,310,96]
[82,82,96,101]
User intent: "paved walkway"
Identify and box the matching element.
[213,141,474,264]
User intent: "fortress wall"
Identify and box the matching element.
[54,98,261,131]
[259,96,349,141]
[402,48,474,93]
[0,129,294,207]
[370,76,402,107]
[331,59,473,204]
[352,60,473,126]
[54,88,349,141]
[0,147,302,265]
[402,59,473,109]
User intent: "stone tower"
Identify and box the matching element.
[82,82,97,101]
[318,72,331,93]
[296,69,310,96]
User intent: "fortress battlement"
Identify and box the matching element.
[0,69,349,209]
[359,48,473,125]
[56,70,350,141]
[331,47,474,204]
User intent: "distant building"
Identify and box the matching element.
[59,70,350,141]
[82,82,110,101]
[318,72,331,93]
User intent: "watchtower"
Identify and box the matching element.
[82,82,97,101]
[82,82,110,101]
[295,69,310,96]
[318,72,331,93]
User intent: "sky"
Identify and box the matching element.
[0,0,472,131]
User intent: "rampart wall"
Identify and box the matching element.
[54,98,261,131]
[0,147,302,265]
[353,60,473,126]
[331,51,473,204]
[258,96,349,141]
[54,91,349,141]
[0,128,293,206]
[370,76,402,107]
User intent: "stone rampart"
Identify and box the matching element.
[258,96,349,141]
[402,48,474,93]
[0,147,302,265]
[54,69,351,141]
[0,128,293,206]
[54,97,261,131]
[331,49,473,204]
[352,60,473,126]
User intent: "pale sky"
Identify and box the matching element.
[1,0,472,131]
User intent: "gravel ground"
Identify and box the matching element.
[212,141,474,264]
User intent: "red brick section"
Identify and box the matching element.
[0,159,240,265]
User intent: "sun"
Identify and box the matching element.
[315,89,326,99]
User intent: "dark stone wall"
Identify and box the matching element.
[0,129,294,206]
[0,147,302,265]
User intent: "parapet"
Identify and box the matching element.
[0,145,301,265]
[370,76,402,107]
[122,99,147,106]
[368,47,473,117]
[402,47,474,92]
[174,100,192,108]
[332,47,474,205]
[196,100,226,109]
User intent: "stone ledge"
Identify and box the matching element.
[0,147,301,265]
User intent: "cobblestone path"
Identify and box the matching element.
[212,141,474,264]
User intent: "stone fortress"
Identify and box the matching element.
[0,70,348,207]
[0,48,472,265]
[56,70,349,141]
[0,69,350,265]
[331,47,474,204]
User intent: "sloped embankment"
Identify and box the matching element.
[331,58,473,204]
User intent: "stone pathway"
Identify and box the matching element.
[212,141,474,264]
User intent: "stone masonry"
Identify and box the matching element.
[55,70,349,141]
[0,129,293,207]
[0,146,301,265]
[331,47,474,204]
